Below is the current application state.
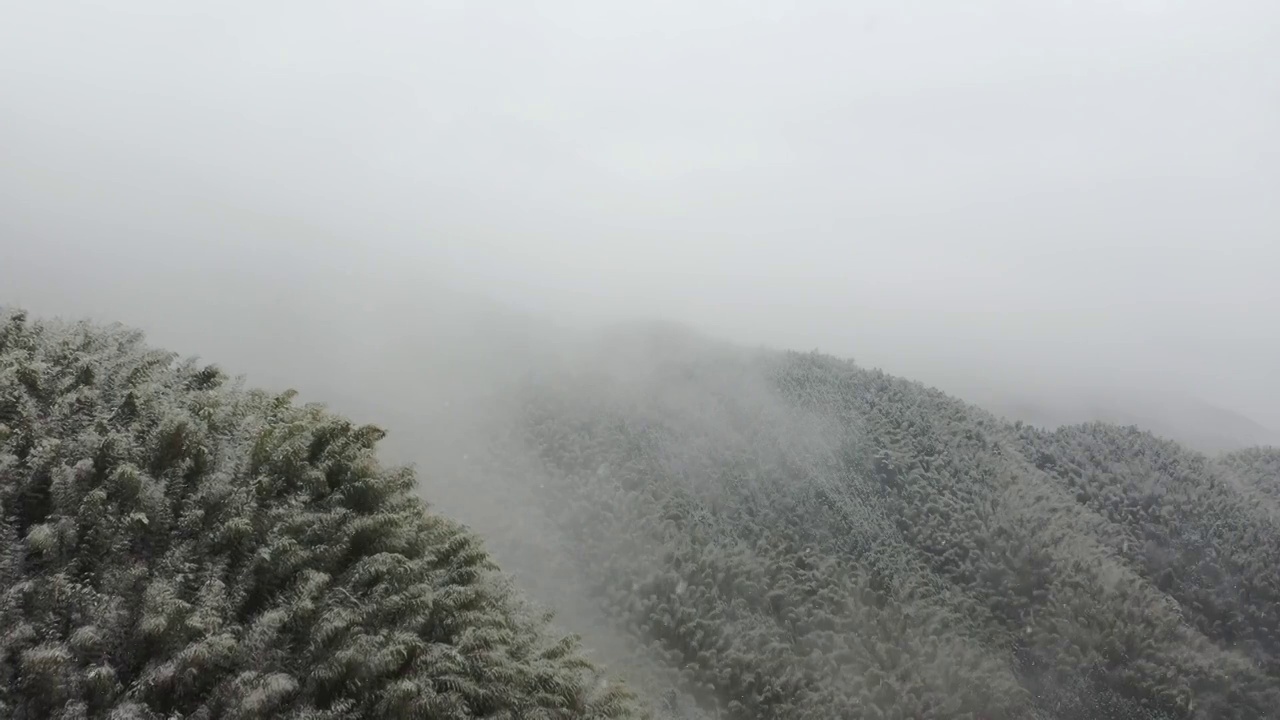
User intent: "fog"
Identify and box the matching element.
[3,0,1279,447]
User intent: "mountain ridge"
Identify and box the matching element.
[402,324,1280,719]
[6,306,1279,718]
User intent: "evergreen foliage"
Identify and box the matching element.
[0,309,645,720]
[8,308,1279,719]
[483,343,1280,720]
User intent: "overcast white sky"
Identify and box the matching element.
[2,1,1278,432]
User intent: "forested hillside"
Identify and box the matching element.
[6,310,1279,720]
[0,309,645,719]
[414,326,1280,720]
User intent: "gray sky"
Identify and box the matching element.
[2,1,1278,434]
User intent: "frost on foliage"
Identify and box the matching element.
[490,335,1280,720]
[0,308,646,719]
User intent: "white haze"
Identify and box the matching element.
[2,0,1279,449]
[3,5,1279,712]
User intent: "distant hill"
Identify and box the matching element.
[400,322,1280,720]
[975,388,1276,453]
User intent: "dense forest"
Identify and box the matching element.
[3,311,1279,719]
[415,326,1280,720]
[0,310,644,719]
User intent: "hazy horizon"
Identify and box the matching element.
[3,1,1278,443]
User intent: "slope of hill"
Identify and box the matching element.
[1217,447,1280,507]
[0,309,646,719]
[975,389,1277,454]
[9,306,1278,719]
[408,324,1280,720]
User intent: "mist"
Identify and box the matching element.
[2,2,1278,432]
[5,5,1280,717]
